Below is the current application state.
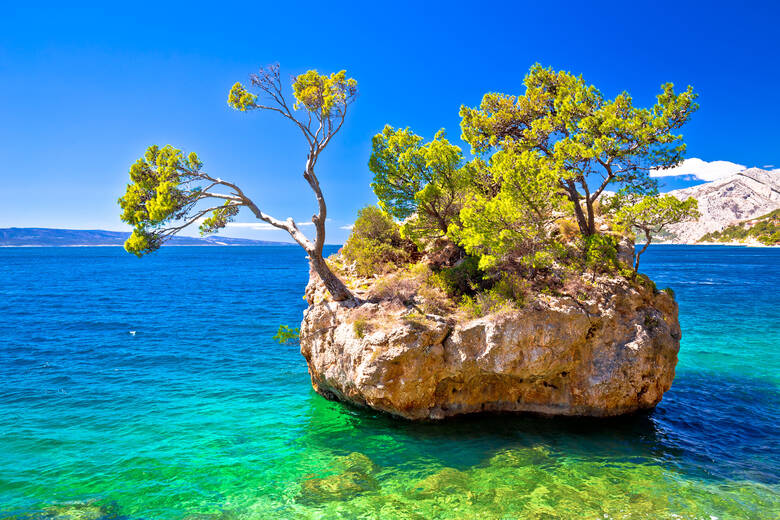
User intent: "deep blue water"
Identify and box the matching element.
[0,245,778,519]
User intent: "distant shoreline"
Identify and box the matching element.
[655,241,777,248]
[0,228,304,248]
[0,243,324,248]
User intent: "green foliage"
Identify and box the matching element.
[122,64,359,302]
[432,256,485,298]
[459,295,483,318]
[229,69,357,118]
[612,194,700,239]
[273,325,300,344]
[118,144,236,256]
[610,193,700,271]
[353,319,368,339]
[227,82,258,111]
[583,234,619,272]
[341,206,410,276]
[491,272,529,307]
[459,289,515,318]
[200,201,241,235]
[369,125,472,245]
[459,64,698,236]
[699,209,780,245]
[662,287,676,299]
[292,70,357,116]
[366,64,698,280]
[451,148,565,271]
[636,273,657,292]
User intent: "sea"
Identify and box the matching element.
[0,245,778,519]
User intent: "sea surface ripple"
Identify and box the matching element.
[0,245,778,519]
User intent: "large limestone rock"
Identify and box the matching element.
[300,276,681,420]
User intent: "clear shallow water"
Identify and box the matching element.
[0,245,778,519]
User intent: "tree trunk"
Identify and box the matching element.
[309,253,354,301]
[634,229,652,272]
[585,198,596,236]
[567,190,591,236]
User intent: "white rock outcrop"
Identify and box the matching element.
[665,168,780,242]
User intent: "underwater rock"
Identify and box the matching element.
[330,452,379,475]
[300,274,681,420]
[182,512,239,520]
[409,467,471,498]
[297,452,380,504]
[27,500,121,520]
[487,446,552,468]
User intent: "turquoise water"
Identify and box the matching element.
[1,245,778,519]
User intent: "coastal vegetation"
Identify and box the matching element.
[117,63,699,309]
[293,65,703,422]
[334,64,700,316]
[608,193,700,270]
[118,64,358,301]
[698,209,780,245]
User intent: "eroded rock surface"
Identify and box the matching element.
[300,276,680,420]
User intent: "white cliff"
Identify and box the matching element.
[664,168,780,243]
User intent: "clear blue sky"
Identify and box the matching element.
[1,1,778,243]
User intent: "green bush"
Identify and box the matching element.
[491,272,528,307]
[699,209,779,245]
[353,319,368,338]
[432,256,485,298]
[342,206,411,276]
[636,273,657,292]
[583,234,619,272]
[273,325,300,344]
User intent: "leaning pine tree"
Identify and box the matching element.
[118,64,356,301]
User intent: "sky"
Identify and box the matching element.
[1,1,778,244]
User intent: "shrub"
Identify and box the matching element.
[367,272,418,302]
[342,206,411,276]
[402,312,430,329]
[273,324,300,344]
[531,250,555,270]
[459,295,481,317]
[366,262,434,303]
[353,319,369,338]
[583,233,619,272]
[662,287,676,299]
[432,256,485,298]
[491,272,529,307]
[459,290,513,318]
[636,273,657,292]
[416,282,453,315]
[557,219,580,242]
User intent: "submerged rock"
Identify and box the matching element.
[23,500,121,520]
[300,275,681,420]
[410,468,471,498]
[297,452,380,504]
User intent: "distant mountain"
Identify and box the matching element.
[663,168,780,243]
[699,209,780,246]
[0,228,292,247]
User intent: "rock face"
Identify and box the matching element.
[665,168,780,242]
[300,277,681,420]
